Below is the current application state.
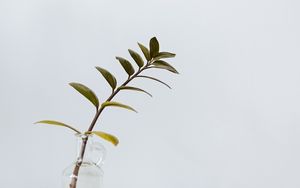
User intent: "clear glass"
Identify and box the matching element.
[62,133,106,188]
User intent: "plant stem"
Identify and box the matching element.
[69,62,151,188]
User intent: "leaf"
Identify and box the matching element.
[86,131,119,146]
[95,67,117,89]
[154,52,176,60]
[151,60,179,74]
[119,86,152,97]
[136,75,171,89]
[69,82,99,108]
[101,101,137,112]
[138,42,151,61]
[149,37,159,58]
[128,49,144,68]
[35,120,81,134]
[115,57,135,76]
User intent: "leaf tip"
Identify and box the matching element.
[113,141,119,146]
[151,36,158,40]
[34,120,47,124]
[69,82,77,87]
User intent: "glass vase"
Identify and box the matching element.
[62,133,106,188]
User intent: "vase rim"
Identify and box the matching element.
[74,133,93,139]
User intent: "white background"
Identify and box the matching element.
[1,0,300,187]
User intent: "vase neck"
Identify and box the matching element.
[75,134,94,163]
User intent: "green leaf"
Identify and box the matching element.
[101,101,137,112]
[149,37,159,58]
[35,120,81,134]
[154,52,176,60]
[119,86,152,97]
[115,57,135,76]
[95,67,117,89]
[86,131,119,146]
[136,75,171,89]
[69,82,99,108]
[151,60,179,74]
[128,49,144,68]
[138,42,151,61]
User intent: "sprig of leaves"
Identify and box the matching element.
[36,37,178,146]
